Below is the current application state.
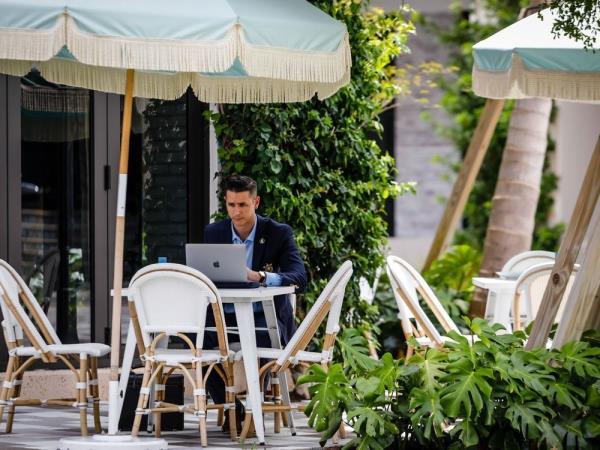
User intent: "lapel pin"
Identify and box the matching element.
[259,237,266,244]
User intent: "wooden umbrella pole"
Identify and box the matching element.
[110,69,135,383]
[527,134,600,349]
[422,99,504,272]
[553,196,600,347]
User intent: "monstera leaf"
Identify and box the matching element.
[469,317,524,350]
[548,382,585,410]
[557,341,600,378]
[507,351,554,396]
[582,413,600,439]
[373,353,403,390]
[354,353,414,401]
[551,415,588,450]
[409,347,447,392]
[587,380,600,408]
[505,399,554,440]
[342,433,395,450]
[449,418,479,447]
[348,406,398,436]
[440,357,493,418]
[299,363,351,442]
[444,330,494,369]
[409,387,446,440]
[338,328,379,373]
[491,350,523,396]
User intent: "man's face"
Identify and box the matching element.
[225,190,260,228]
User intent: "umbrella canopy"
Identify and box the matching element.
[472,8,600,102]
[0,0,351,103]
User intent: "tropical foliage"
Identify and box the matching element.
[300,325,600,449]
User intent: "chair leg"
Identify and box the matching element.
[279,369,296,435]
[78,354,89,437]
[194,362,207,447]
[239,412,253,441]
[90,358,102,434]
[217,407,224,427]
[224,363,237,441]
[154,369,163,438]
[281,407,289,428]
[332,431,339,444]
[5,364,23,434]
[0,356,17,432]
[227,404,237,441]
[338,421,347,438]
[131,359,153,437]
[281,411,289,427]
[272,373,281,434]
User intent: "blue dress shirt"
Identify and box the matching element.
[223,219,283,313]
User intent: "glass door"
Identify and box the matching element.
[20,71,93,343]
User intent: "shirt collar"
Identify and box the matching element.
[231,218,257,244]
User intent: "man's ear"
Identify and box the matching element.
[254,195,261,209]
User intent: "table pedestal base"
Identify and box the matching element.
[58,434,167,449]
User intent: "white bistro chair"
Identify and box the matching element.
[512,261,579,331]
[499,250,555,278]
[127,263,236,446]
[235,260,353,441]
[482,250,556,330]
[387,256,473,354]
[0,259,109,436]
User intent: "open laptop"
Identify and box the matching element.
[185,243,259,289]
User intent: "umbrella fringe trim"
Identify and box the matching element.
[0,18,64,62]
[0,58,350,103]
[238,31,351,83]
[473,56,600,102]
[65,15,238,76]
[0,15,351,84]
[190,73,349,103]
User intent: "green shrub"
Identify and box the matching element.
[300,323,600,449]
[208,1,416,331]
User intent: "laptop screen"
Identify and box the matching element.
[185,244,247,282]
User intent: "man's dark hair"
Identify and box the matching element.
[224,175,257,196]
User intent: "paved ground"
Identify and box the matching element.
[0,403,351,450]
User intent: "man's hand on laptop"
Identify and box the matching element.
[246,268,261,282]
[247,268,267,285]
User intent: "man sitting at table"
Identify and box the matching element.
[203,174,307,428]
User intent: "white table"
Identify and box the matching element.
[472,277,517,332]
[115,285,296,445]
[219,286,296,444]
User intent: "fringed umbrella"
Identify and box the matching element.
[0,0,350,102]
[473,7,600,101]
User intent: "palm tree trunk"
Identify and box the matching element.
[470,98,552,317]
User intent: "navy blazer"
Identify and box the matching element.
[203,215,307,344]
